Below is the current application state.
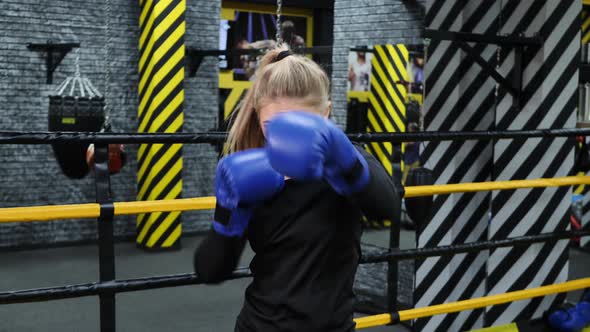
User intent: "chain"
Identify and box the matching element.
[74,49,81,78]
[103,0,112,122]
[495,0,502,100]
[276,0,283,43]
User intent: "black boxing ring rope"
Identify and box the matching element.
[0,130,589,331]
[2,126,590,144]
[1,230,588,305]
[361,229,590,263]
[0,268,252,305]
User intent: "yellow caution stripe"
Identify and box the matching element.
[583,8,590,44]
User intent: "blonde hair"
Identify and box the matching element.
[224,46,331,154]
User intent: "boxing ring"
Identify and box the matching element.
[0,129,589,331]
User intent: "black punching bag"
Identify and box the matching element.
[48,76,105,179]
[405,167,434,229]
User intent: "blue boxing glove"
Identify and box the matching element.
[265,111,369,196]
[548,305,587,332]
[213,148,285,237]
[577,301,590,324]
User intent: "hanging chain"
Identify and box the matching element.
[276,0,283,44]
[495,0,502,100]
[103,0,112,126]
[74,49,81,78]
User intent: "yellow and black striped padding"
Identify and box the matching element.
[364,44,408,228]
[583,9,590,44]
[367,44,409,175]
[137,0,186,249]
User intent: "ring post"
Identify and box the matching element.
[387,150,403,314]
[94,143,116,332]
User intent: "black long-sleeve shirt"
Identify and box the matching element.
[194,146,401,332]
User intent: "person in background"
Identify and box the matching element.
[348,52,371,91]
[402,104,421,184]
[280,20,305,49]
[236,38,251,69]
[411,56,424,94]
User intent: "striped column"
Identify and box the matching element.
[581,9,590,252]
[420,1,580,330]
[418,1,497,330]
[365,44,407,229]
[367,44,408,176]
[487,1,579,327]
[137,0,186,250]
[583,9,590,44]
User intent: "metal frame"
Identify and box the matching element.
[27,42,80,84]
[94,144,116,332]
[388,180,403,313]
[186,46,333,77]
[423,29,543,110]
[581,64,590,83]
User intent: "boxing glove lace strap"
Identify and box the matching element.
[214,203,232,225]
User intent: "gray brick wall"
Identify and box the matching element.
[331,0,424,124]
[183,0,221,235]
[0,0,220,247]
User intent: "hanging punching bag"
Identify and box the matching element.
[48,76,105,179]
[405,167,434,229]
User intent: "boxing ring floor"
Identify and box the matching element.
[0,229,587,332]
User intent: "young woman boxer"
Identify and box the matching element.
[194,46,401,332]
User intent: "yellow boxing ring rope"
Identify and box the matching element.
[354,277,590,329]
[1,175,589,223]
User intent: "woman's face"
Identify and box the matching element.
[258,97,329,136]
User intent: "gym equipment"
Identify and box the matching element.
[48,51,105,179]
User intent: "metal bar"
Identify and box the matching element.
[46,49,53,84]
[580,64,590,84]
[423,29,542,46]
[186,46,333,57]
[187,54,204,77]
[27,42,81,51]
[387,180,403,312]
[27,42,80,84]
[513,46,523,110]
[94,144,116,332]
[350,47,375,53]
[290,46,333,55]
[361,230,590,263]
[350,47,424,57]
